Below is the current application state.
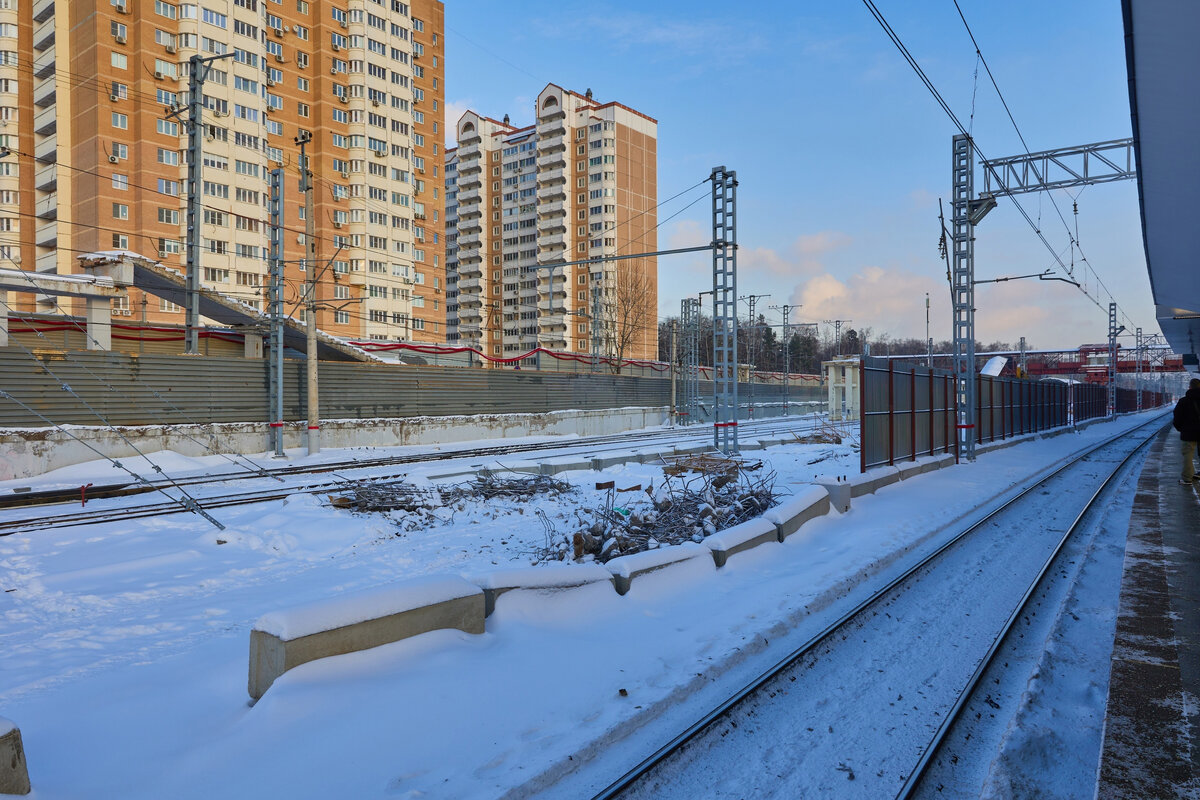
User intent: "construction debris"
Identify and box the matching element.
[328,473,572,513]
[793,418,859,448]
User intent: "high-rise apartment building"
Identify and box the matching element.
[445,84,657,363]
[6,0,444,343]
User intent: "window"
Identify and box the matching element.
[154,59,178,78]
[158,178,180,195]
[111,52,127,69]
[112,203,129,219]
[157,119,178,136]
[156,147,179,165]
[335,311,350,324]
[297,77,309,91]
[203,267,230,282]
[112,21,127,38]
[112,234,129,249]
[154,0,177,18]
[112,143,128,159]
[201,8,227,27]
[158,207,179,224]
[112,174,128,190]
[111,112,128,129]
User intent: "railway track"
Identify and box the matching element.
[589,414,1165,799]
[0,414,830,536]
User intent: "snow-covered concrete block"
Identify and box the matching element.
[737,439,766,451]
[248,575,485,700]
[897,461,924,481]
[485,459,540,475]
[704,517,780,567]
[765,485,831,540]
[469,564,615,616]
[631,446,671,464]
[591,451,637,470]
[537,456,593,476]
[815,480,852,513]
[671,442,709,456]
[0,718,29,795]
[605,543,713,596]
[424,467,477,482]
[863,466,901,494]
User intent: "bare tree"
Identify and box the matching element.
[602,259,657,373]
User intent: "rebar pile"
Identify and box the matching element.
[329,473,572,513]
[565,468,780,563]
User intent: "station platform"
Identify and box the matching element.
[1099,426,1200,797]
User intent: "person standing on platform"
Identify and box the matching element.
[1173,377,1200,485]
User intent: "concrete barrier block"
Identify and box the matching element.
[816,481,852,513]
[424,467,478,482]
[591,451,637,470]
[631,446,671,464]
[765,486,831,540]
[487,459,541,475]
[0,719,30,795]
[537,456,593,475]
[469,564,615,616]
[671,442,709,456]
[249,575,484,700]
[704,517,780,567]
[866,466,901,494]
[897,461,924,481]
[605,543,713,596]
[738,439,766,451]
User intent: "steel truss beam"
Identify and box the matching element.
[980,138,1135,197]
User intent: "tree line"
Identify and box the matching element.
[656,314,1024,375]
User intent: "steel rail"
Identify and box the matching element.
[894,417,1162,798]
[0,414,831,535]
[590,413,1169,800]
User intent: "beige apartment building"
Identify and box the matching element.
[4,0,444,344]
[445,84,658,364]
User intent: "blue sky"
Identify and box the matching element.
[443,0,1146,350]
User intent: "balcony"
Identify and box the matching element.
[536,183,566,202]
[538,232,567,249]
[457,232,482,249]
[36,249,58,273]
[32,0,54,23]
[457,259,483,278]
[457,171,482,190]
[458,276,482,293]
[537,199,565,217]
[457,215,482,233]
[538,133,566,153]
[35,162,57,191]
[34,132,56,163]
[33,78,55,108]
[457,142,480,161]
[457,187,482,205]
[35,220,57,247]
[35,193,56,220]
[538,215,566,234]
[33,104,56,136]
[458,295,483,311]
[33,16,54,51]
[537,151,565,170]
[32,47,55,79]
[537,117,566,137]
[538,167,565,185]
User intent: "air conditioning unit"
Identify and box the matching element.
[330,67,338,74]
[339,19,347,29]
[115,33,127,44]
[265,106,274,113]
[154,71,164,80]
[274,54,286,63]
[158,250,168,258]
[108,154,119,164]
[165,43,176,53]
[371,99,380,107]
[110,93,120,102]
[339,169,349,178]
[265,78,276,86]
[9,254,19,264]
[331,43,340,52]
[339,95,348,103]
[112,308,133,317]
[373,149,384,158]
[115,1,128,13]
[332,221,342,228]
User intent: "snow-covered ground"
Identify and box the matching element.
[0,411,1167,799]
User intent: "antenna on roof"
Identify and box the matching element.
[585,88,593,100]
[503,114,510,125]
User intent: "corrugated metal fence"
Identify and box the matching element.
[0,347,824,428]
[861,358,959,471]
[861,357,1134,472]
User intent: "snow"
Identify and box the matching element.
[764,485,831,526]
[0,716,14,737]
[702,516,778,552]
[470,563,612,591]
[0,411,1170,798]
[253,574,482,640]
[603,541,711,580]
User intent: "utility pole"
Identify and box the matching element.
[1018,336,1028,378]
[669,319,678,425]
[169,51,234,355]
[824,319,852,356]
[297,131,319,455]
[740,293,769,419]
[711,166,739,454]
[1107,301,1122,417]
[1135,327,1143,412]
[769,303,801,416]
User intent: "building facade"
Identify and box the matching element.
[446,84,657,363]
[6,0,444,343]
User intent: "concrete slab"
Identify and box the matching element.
[705,517,780,567]
[469,565,615,616]
[765,486,832,539]
[0,720,30,795]
[604,543,714,596]
[248,575,485,700]
[485,459,541,475]
[866,465,901,494]
[897,461,924,481]
[671,442,709,456]
[591,451,638,470]
[631,447,672,464]
[738,439,766,451]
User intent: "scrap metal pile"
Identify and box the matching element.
[328,472,572,513]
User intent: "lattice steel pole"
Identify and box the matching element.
[680,297,701,425]
[268,168,285,457]
[1135,327,1143,412]
[951,134,978,461]
[1108,302,1119,416]
[711,166,738,454]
